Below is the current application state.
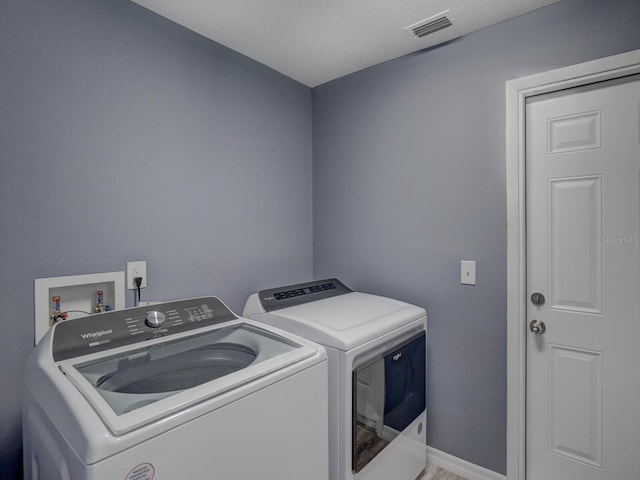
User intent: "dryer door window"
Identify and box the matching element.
[352,331,425,473]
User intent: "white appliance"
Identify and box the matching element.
[23,297,328,480]
[243,279,427,480]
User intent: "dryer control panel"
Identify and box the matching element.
[258,278,352,312]
[51,297,237,362]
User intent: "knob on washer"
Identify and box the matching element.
[145,311,166,328]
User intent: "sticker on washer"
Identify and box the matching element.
[125,463,155,480]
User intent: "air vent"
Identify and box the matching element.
[406,11,453,39]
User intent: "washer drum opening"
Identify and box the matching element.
[96,343,258,394]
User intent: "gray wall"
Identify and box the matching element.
[0,1,312,477]
[312,0,640,474]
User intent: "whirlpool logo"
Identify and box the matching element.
[80,329,113,340]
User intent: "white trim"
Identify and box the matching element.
[506,49,640,480]
[427,446,506,480]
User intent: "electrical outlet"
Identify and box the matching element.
[126,261,147,290]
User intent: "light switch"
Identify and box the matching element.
[461,260,476,285]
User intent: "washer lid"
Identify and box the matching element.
[257,292,426,350]
[60,322,319,435]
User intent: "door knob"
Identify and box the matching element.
[529,319,546,334]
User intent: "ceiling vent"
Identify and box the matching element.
[405,11,453,39]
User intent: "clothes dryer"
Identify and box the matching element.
[23,297,328,480]
[243,279,427,480]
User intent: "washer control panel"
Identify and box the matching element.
[52,297,237,362]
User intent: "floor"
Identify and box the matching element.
[421,462,467,480]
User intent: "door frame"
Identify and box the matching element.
[506,49,640,480]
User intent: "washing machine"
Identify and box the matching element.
[243,279,427,480]
[23,296,329,480]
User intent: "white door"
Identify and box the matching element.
[525,76,640,480]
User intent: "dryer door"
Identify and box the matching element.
[352,331,425,473]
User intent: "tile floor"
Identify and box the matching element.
[421,462,467,480]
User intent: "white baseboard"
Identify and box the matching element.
[426,446,506,480]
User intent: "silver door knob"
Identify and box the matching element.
[529,319,546,334]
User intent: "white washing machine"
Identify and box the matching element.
[23,296,328,480]
[243,279,427,480]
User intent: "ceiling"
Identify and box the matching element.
[131,0,562,87]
